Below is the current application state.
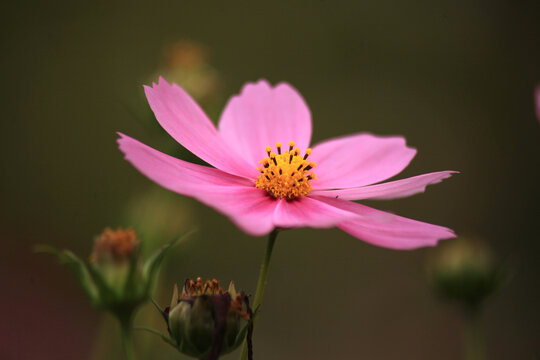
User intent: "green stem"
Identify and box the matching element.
[239,229,279,360]
[119,315,136,360]
[464,306,485,360]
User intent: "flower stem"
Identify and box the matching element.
[119,315,136,360]
[239,229,279,360]
[464,306,485,360]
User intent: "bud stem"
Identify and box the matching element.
[239,229,279,360]
[119,315,137,360]
[464,306,485,360]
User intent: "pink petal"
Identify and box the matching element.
[272,196,359,229]
[206,187,278,236]
[118,133,276,236]
[218,80,312,166]
[311,171,457,200]
[144,77,257,179]
[309,133,417,189]
[313,196,456,250]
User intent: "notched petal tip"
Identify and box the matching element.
[116,133,135,157]
[421,227,458,249]
[250,78,272,89]
[231,79,273,99]
[142,76,171,93]
[158,76,169,85]
[440,170,460,179]
[116,132,128,150]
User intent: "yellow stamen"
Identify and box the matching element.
[288,141,295,151]
[256,142,317,200]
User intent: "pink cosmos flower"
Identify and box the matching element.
[118,78,456,250]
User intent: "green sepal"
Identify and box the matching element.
[233,305,259,348]
[122,244,145,301]
[86,262,117,308]
[233,322,250,349]
[150,297,169,323]
[142,229,195,291]
[34,245,99,304]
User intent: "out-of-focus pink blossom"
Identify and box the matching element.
[534,84,540,121]
[118,78,457,250]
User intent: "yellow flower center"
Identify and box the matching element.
[255,141,317,200]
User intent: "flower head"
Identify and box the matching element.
[255,142,316,199]
[159,278,252,360]
[119,78,457,249]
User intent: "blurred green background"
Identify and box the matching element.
[2,1,539,359]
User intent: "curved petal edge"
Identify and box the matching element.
[312,196,456,250]
[144,77,256,179]
[218,79,312,166]
[117,133,276,236]
[311,171,458,200]
[310,133,417,189]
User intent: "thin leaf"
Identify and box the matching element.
[150,297,169,323]
[135,326,177,348]
[142,229,196,289]
[34,245,99,303]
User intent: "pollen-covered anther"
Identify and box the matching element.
[181,277,225,298]
[255,142,317,200]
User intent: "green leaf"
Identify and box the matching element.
[135,326,177,348]
[233,322,250,348]
[142,229,195,290]
[34,245,98,303]
[150,297,169,323]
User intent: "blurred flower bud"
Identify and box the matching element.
[535,84,540,123]
[88,227,146,314]
[427,237,505,309]
[155,41,221,103]
[37,227,188,321]
[160,277,253,360]
[123,188,193,256]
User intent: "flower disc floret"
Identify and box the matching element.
[90,227,139,263]
[255,141,317,200]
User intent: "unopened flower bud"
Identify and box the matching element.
[38,226,188,322]
[164,278,252,360]
[152,41,221,105]
[89,227,143,301]
[427,237,505,309]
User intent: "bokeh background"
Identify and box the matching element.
[2,1,540,359]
